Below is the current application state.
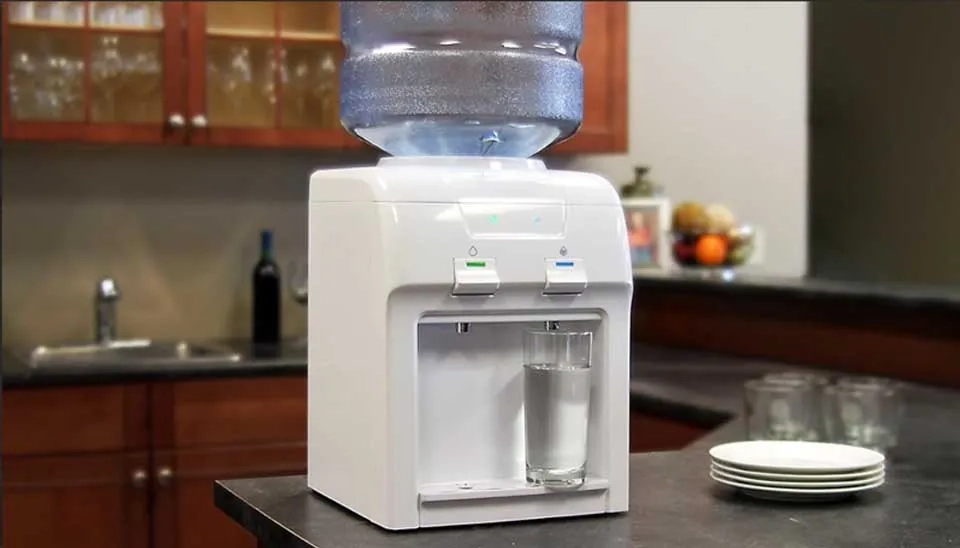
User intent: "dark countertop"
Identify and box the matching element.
[1,339,308,388]
[634,270,960,314]
[214,346,960,548]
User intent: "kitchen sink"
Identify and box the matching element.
[26,339,242,367]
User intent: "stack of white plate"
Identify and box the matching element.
[708,441,886,502]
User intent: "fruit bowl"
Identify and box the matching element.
[670,225,756,276]
[669,201,755,277]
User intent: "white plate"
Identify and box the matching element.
[710,472,884,502]
[711,460,884,481]
[710,466,884,489]
[709,441,885,473]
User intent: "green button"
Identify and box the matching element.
[465,261,487,268]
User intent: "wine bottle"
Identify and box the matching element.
[252,230,281,344]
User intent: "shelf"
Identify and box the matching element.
[206,27,339,43]
[7,20,84,31]
[7,20,163,35]
[89,23,163,34]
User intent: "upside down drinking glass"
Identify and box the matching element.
[763,371,831,441]
[824,377,903,453]
[744,378,818,441]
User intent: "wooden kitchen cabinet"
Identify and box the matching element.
[2,1,628,153]
[1,1,186,144]
[551,1,628,154]
[1,376,307,548]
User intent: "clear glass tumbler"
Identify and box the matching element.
[744,378,817,441]
[824,376,903,453]
[763,371,831,441]
[523,330,592,488]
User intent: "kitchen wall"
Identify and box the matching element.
[809,2,960,287]
[1,142,376,347]
[563,1,809,277]
[1,1,810,347]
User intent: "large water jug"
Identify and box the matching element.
[340,1,584,158]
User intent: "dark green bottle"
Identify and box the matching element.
[252,230,281,344]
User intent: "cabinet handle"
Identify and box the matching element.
[190,114,208,128]
[131,468,148,488]
[156,466,175,487]
[167,113,186,128]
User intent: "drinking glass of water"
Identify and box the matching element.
[522,330,593,488]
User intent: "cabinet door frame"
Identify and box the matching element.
[1,1,188,145]
[183,2,355,150]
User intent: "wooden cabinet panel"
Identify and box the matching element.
[629,412,711,453]
[2,384,149,456]
[2,452,150,548]
[551,1,628,154]
[153,444,306,548]
[153,376,307,449]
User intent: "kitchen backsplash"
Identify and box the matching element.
[1,142,378,348]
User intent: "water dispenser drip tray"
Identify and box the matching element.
[419,477,609,503]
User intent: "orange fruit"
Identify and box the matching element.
[695,235,728,266]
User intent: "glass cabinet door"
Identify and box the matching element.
[187,1,346,147]
[2,1,184,142]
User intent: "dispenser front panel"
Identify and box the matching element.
[416,318,601,486]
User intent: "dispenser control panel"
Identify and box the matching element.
[452,258,500,296]
[459,202,566,239]
[543,258,587,295]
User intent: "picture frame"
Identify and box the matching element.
[621,197,672,271]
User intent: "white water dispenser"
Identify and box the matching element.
[306,157,633,529]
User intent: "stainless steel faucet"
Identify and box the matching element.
[95,277,121,344]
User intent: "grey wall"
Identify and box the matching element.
[572,2,808,277]
[810,2,960,287]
